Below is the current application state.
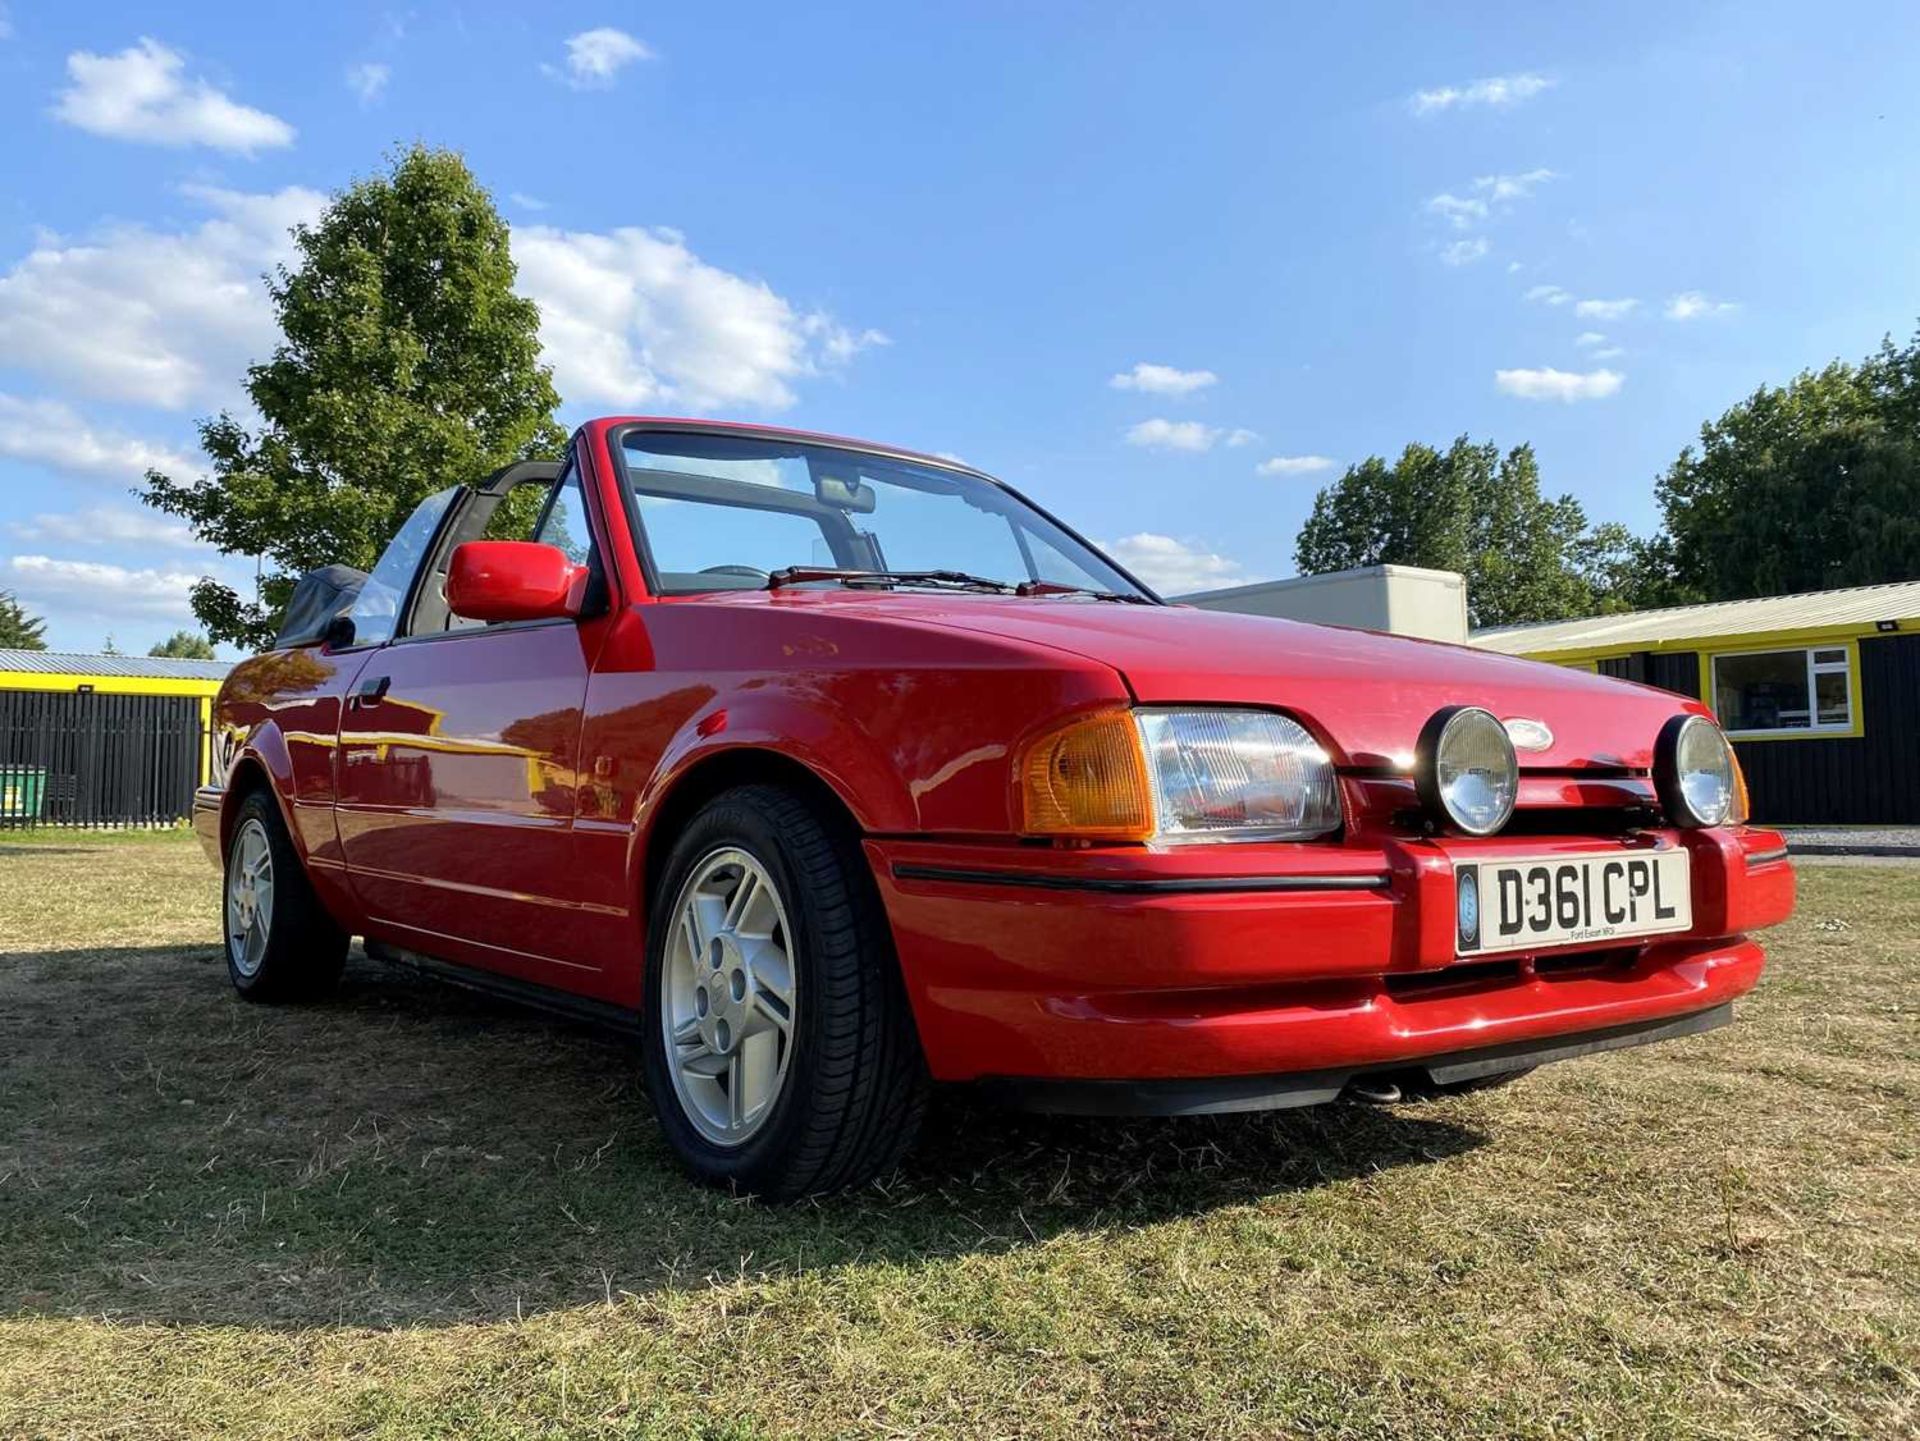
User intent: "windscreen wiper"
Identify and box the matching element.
[766,567,1017,593]
[1012,579,1155,603]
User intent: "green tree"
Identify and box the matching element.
[0,590,48,650]
[141,145,564,649]
[1657,330,1920,601]
[149,630,217,660]
[1295,437,1602,627]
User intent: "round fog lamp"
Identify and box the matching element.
[1656,714,1737,828]
[1416,706,1518,836]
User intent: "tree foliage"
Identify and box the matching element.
[1295,437,1632,627]
[1657,330,1920,601]
[149,630,217,659]
[0,590,48,651]
[142,145,564,649]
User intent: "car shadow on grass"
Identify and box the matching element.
[0,944,1486,1329]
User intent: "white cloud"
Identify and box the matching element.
[1100,533,1256,595]
[1573,297,1638,320]
[1125,420,1255,452]
[1475,167,1557,202]
[1494,366,1624,402]
[1425,193,1488,230]
[1574,331,1607,348]
[548,27,653,89]
[509,192,549,211]
[1524,284,1571,306]
[1,554,206,625]
[1441,237,1490,266]
[513,224,883,412]
[1124,418,1220,452]
[1409,72,1554,116]
[1108,361,1217,396]
[8,504,196,549]
[0,394,195,480]
[0,186,324,409]
[346,62,389,104]
[1255,455,1335,477]
[53,38,294,153]
[1666,290,1737,320]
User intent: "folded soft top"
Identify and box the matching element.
[274,564,368,649]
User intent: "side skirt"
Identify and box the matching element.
[362,939,643,1039]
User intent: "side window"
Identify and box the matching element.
[349,489,458,647]
[534,468,595,565]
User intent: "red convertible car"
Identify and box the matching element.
[196,418,1796,1197]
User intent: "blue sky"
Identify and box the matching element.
[1,2,1917,652]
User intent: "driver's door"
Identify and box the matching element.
[335,462,612,990]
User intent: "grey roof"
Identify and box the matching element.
[1471,579,1920,656]
[0,649,234,681]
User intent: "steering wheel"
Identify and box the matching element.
[699,564,770,580]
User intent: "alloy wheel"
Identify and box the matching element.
[661,847,799,1147]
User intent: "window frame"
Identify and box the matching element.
[604,420,1164,604]
[1706,639,1862,741]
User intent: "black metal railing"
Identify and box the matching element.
[0,690,205,830]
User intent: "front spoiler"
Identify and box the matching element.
[973,1003,1732,1116]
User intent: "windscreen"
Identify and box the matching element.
[616,432,1150,600]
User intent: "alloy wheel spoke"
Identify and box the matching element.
[727,1053,745,1129]
[723,868,763,935]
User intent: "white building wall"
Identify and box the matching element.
[1176,565,1469,642]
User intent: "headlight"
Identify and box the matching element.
[1017,708,1341,842]
[1656,714,1741,827]
[1416,706,1517,836]
[1136,709,1342,841]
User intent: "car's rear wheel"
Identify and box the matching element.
[223,789,348,1002]
[641,784,927,1198]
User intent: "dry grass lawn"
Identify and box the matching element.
[0,833,1915,1438]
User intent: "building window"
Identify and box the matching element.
[1710,645,1854,736]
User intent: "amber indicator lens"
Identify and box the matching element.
[1018,711,1155,840]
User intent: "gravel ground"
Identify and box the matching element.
[1778,826,1920,856]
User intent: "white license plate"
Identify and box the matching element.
[1455,850,1691,956]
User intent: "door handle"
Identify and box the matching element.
[350,675,391,709]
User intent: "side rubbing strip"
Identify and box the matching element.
[890,864,1391,896]
[1744,847,1790,866]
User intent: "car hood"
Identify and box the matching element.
[740,592,1698,770]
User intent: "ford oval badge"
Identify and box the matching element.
[1503,717,1554,752]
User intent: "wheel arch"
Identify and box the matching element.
[218,730,302,859]
[638,745,869,919]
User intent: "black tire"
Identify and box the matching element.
[222,789,348,1002]
[640,784,928,1199]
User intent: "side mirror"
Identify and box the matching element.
[446,541,588,624]
[321,614,357,650]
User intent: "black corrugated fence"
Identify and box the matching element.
[0,690,204,829]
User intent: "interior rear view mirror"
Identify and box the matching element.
[815,473,877,513]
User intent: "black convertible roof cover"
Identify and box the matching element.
[274,564,367,650]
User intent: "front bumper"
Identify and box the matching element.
[867,826,1794,1094]
[191,785,223,866]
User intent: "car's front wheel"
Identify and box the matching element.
[641,784,927,1198]
[223,789,348,1002]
